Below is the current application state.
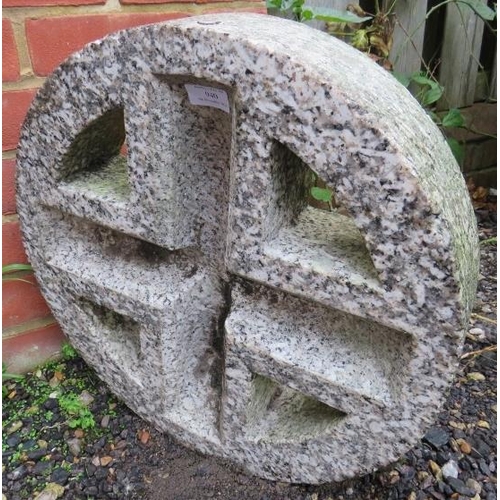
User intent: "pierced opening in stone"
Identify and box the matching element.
[44,212,200,278]
[78,298,141,360]
[226,284,415,411]
[265,141,315,237]
[245,374,346,443]
[59,107,130,202]
[263,141,381,288]
[92,223,174,265]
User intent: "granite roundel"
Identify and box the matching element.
[16,13,479,483]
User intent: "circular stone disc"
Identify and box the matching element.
[16,13,479,483]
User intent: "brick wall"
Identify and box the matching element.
[2,0,266,373]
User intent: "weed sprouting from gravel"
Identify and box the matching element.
[2,352,133,499]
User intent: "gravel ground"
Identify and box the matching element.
[2,214,496,500]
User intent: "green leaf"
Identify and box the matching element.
[442,108,466,128]
[447,137,465,164]
[301,6,372,23]
[2,363,24,382]
[311,187,333,202]
[2,264,33,275]
[281,0,303,11]
[80,413,96,430]
[392,72,411,88]
[67,419,80,428]
[410,72,441,89]
[480,236,497,245]
[351,29,370,51]
[2,264,34,284]
[459,0,496,21]
[411,72,442,90]
[61,343,78,360]
[266,0,282,9]
[301,9,313,20]
[421,86,443,106]
[2,372,24,381]
[60,395,82,414]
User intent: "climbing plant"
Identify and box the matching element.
[266,0,371,24]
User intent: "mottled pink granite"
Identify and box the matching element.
[17,13,479,483]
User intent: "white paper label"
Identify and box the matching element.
[185,84,230,113]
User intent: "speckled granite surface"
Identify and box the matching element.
[16,13,479,484]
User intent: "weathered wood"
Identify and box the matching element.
[474,70,490,101]
[438,0,488,109]
[489,46,497,101]
[388,0,427,76]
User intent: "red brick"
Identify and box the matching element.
[2,89,37,151]
[4,0,103,7]
[3,218,29,265]
[26,13,189,76]
[120,0,224,4]
[3,159,16,215]
[3,320,66,374]
[2,20,20,82]
[121,0,188,4]
[211,5,267,12]
[121,0,262,4]
[243,6,267,13]
[3,274,52,328]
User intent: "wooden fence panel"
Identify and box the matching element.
[388,0,427,76]
[490,46,497,101]
[438,0,488,109]
[271,0,495,110]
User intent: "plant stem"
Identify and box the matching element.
[460,344,497,360]
[471,313,497,325]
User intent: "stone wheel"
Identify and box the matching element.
[17,13,479,483]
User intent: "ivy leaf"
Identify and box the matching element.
[266,0,282,9]
[281,0,303,12]
[447,137,465,165]
[311,187,333,202]
[410,72,437,87]
[301,6,372,23]
[459,0,496,21]
[301,9,313,20]
[421,86,443,106]
[442,108,465,128]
